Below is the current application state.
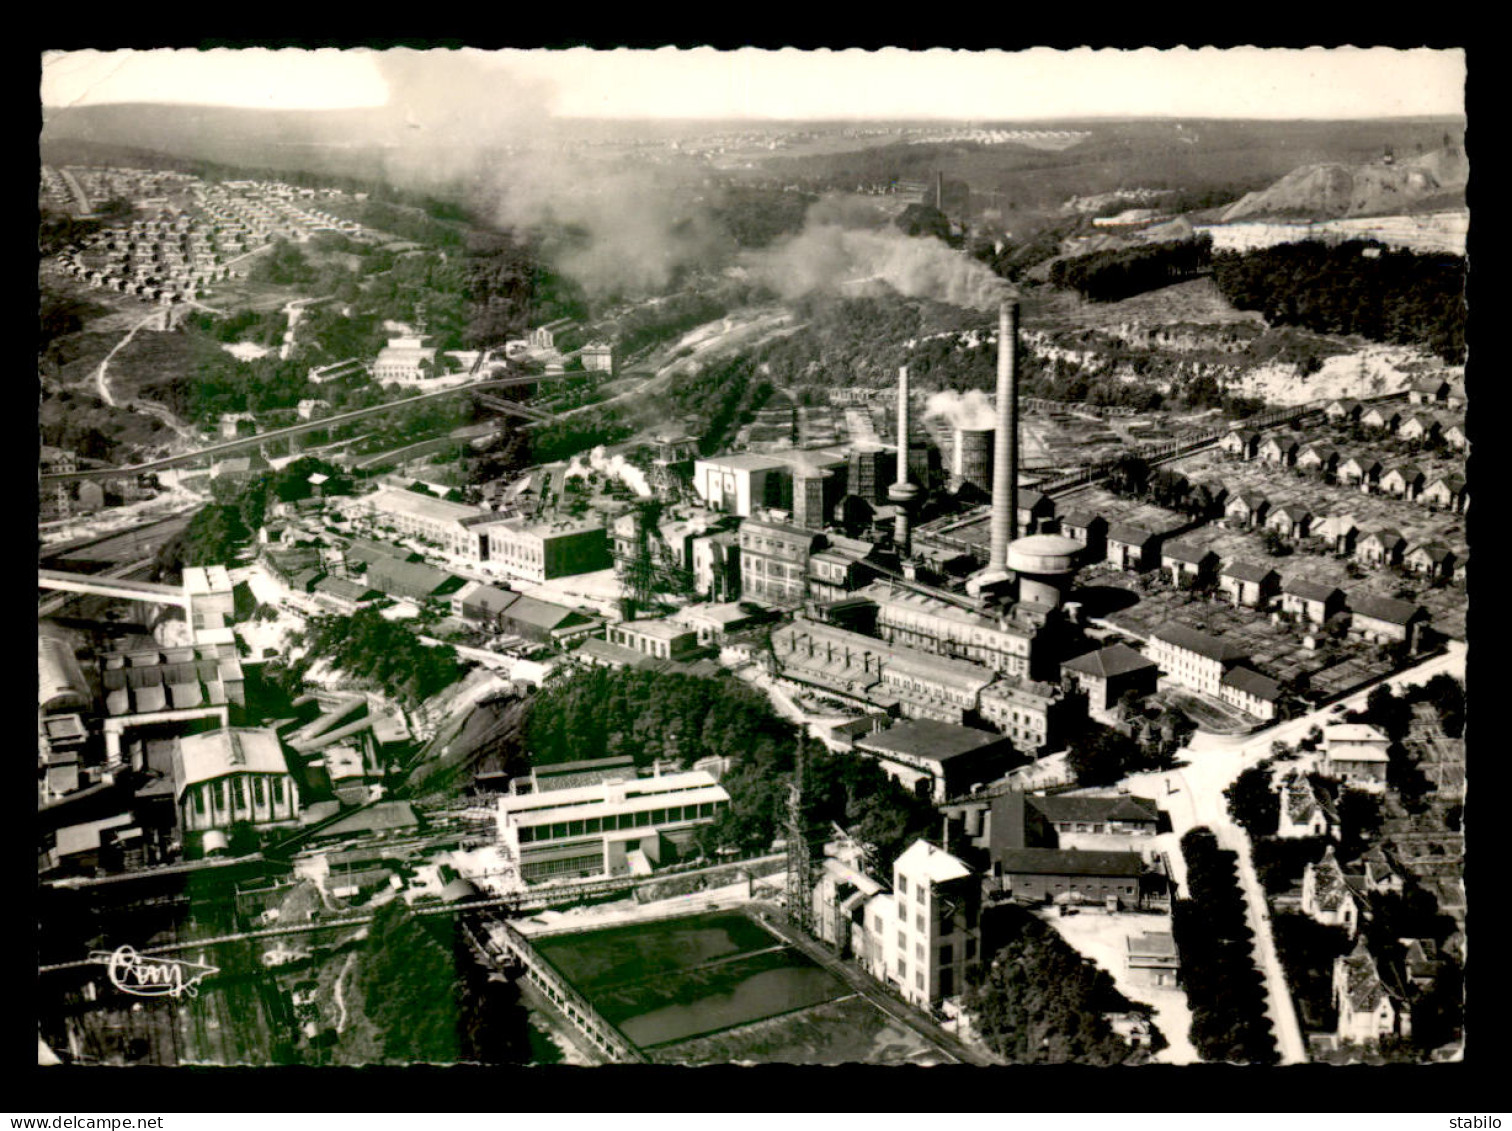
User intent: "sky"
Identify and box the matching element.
[40,46,1466,121]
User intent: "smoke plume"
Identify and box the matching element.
[924,389,998,430]
[565,445,652,498]
[743,217,1009,312]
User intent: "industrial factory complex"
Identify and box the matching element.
[38,70,1467,1073]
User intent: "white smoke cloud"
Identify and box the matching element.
[565,445,652,497]
[743,220,1009,312]
[924,389,998,430]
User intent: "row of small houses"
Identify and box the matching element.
[1060,503,1463,587]
[1224,429,1468,494]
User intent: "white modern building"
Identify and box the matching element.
[496,770,730,883]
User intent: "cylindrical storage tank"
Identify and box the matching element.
[1007,533,1082,609]
[954,426,994,493]
[202,830,230,856]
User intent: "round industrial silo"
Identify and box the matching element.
[954,426,994,493]
[1006,533,1083,609]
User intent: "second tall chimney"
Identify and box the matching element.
[986,299,1019,573]
[889,365,920,554]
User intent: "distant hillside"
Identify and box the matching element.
[1220,147,1467,222]
[41,103,405,183]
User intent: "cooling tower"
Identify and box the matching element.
[954,426,994,493]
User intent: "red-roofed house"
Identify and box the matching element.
[1379,465,1425,501]
[1419,473,1466,513]
[1296,444,1340,476]
[1361,406,1401,433]
[1275,770,1337,839]
[1266,503,1312,541]
[1106,525,1161,572]
[1407,377,1449,405]
[1161,542,1218,586]
[1404,542,1456,582]
[1225,491,1270,529]
[1302,846,1363,937]
[1220,429,1259,460]
[1338,456,1383,490]
[1348,595,1427,648]
[1259,435,1299,467]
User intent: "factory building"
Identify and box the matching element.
[855,718,1020,803]
[692,453,788,516]
[977,676,1066,755]
[737,516,824,607]
[473,517,611,583]
[371,334,437,384]
[173,727,301,833]
[769,617,997,725]
[496,770,730,883]
[360,488,610,582]
[884,840,983,1006]
[853,581,1040,679]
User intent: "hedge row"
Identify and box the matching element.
[1174,827,1281,1064]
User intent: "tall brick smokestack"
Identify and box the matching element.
[986,299,1019,573]
[889,365,919,554]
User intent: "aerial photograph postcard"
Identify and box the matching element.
[35,45,1467,1070]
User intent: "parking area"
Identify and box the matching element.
[1035,907,1197,1065]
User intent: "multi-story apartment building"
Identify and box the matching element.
[738,516,822,606]
[1148,624,1249,697]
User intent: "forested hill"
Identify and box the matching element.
[1212,242,1466,364]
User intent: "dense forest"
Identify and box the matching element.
[1211,241,1466,363]
[1048,236,1214,303]
[38,209,103,256]
[354,903,530,1064]
[525,666,795,772]
[965,904,1158,1064]
[521,667,937,872]
[706,186,816,249]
